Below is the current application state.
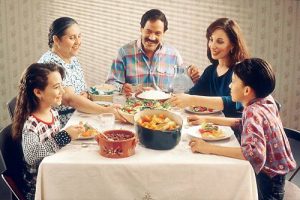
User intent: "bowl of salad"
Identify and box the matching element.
[118,98,171,124]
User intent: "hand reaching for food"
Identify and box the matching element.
[167,93,191,108]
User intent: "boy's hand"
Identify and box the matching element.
[187,115,207,125]
[189,138,212,154]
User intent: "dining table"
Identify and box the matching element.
[35,96,258,200]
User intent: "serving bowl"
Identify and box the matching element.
[95,130,137,158]
[89,84,117,102]
[118,98,171,124]
[134,110,182,150]
[117,109,135,124]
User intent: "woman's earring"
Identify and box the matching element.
[230,48,233,54]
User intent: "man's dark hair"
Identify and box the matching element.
[233,58,276,98]
[140,9,168,32]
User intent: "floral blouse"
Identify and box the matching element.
[38,50,87,126]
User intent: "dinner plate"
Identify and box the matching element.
[185,106,221,115]
[76,135,96,140]
[94,101,113,107]
[136,90,171,101]
[186,125,233,141]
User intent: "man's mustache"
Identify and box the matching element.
[145,38,159,44]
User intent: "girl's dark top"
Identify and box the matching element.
[188,64,242,117]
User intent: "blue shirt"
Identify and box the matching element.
[188,64,242,117]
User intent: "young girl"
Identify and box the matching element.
[12,63,84,200]
[188,58,296,199]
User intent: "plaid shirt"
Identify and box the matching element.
[106,39,183,91]
[239,95,296,177]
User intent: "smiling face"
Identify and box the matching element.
[208,29,233,62]
[54,23,81,60]
[141,20,165,55]
[35,71,65,108]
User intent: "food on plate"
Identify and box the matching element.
[138,114,180,131]
[78,121,98,138]
[192,106,214,113]
[198,122,225,139]
[89,84,117,95]
[137,90,171,100]
[104,131,134,141]
[120,98,171,115]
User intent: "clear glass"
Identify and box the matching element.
[98,113,115,131]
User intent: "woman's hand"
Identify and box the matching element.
[187,65,201,83]
[189,138,212,154]
[167,93,192,108]
[80,91,89,99]
[65,124,85,140]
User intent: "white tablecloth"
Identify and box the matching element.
[35,109,258,200]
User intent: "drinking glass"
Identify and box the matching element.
[98,113,115,131]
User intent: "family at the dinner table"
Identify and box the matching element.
[6,8,296,200]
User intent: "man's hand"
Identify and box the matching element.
[122,83,134,96]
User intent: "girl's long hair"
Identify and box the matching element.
[12,63,64,140]
[206,18,250,67]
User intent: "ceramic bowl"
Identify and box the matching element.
[95,130,137,158]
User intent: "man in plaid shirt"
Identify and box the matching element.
[106,9,200,95]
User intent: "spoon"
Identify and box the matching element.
[97,129,114,141]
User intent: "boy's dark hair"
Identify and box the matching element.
[233,58,276,98]
[140,9,168,32]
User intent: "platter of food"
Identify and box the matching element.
[136,90,171,101]
[118,98,171,124]
[77,122,99,140]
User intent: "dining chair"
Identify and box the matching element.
[6,97,17,120]
[1,168,26,200]
[284,127,300,200]
[0,124,26,200]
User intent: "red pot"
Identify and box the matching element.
[95,130,137,158]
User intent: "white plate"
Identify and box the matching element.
[76,135,96,140]
[137,90,171,100]
[185,106,221,115]
[94,101,113,106]
[186,125,233,141]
